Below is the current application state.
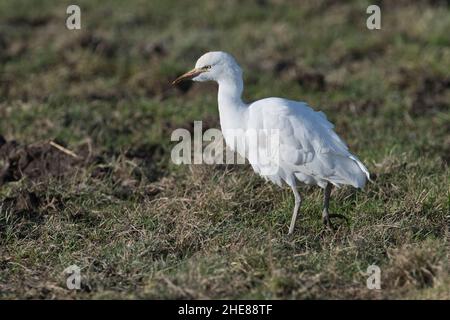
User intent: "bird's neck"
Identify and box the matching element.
[217,76,247,130]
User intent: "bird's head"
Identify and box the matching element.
[172,51,242,85]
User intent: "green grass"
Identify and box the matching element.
[0,0,449,299]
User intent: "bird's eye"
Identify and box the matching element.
[204,65,212,70]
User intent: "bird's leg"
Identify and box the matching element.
[288,186,301,235]
[322,183,334,230]
[322,183,348,230]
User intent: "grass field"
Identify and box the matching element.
[0,0,449,299]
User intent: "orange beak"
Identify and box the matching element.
[172,68,204,85]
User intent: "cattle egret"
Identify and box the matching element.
[173,51,371,234]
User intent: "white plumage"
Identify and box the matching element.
[173,51,371,234]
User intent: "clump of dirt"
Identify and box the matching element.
[78,32,118,58]
[269,59,327,91]
[0,33,8,54]
[296,71,326,91]
[0,137,94,228]
[139,41,168,59]
[0,137,167,210]
[0,32,28,63]
[272,59,297,75]
[6,15,52,28]
[0,137,89,186]
[335,43,386,65]
[411,75,450,116]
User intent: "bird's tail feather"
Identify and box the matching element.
[349,155,372,184]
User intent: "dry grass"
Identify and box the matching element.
[0,0,449,299]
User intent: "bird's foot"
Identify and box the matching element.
[287,225,295,236]
[322,215,335,231]
[322,211,348,231]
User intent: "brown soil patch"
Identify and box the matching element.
[0,137,90,186]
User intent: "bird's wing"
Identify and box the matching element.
[248,98,349,164]
[293,104,371,183]
[247,98,370,187]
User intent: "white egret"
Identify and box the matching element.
[173,51,371,234]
